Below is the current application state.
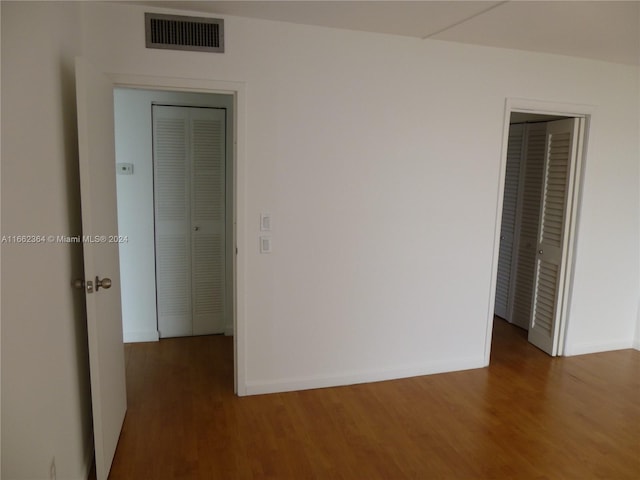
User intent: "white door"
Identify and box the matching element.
[511,123,547,330]
[75,57,127,480]
[495,123,524,320]
[190,107,227,335]
[153,105,227,337]
[528,118,580,355]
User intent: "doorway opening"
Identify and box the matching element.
[488,102,590,361]
[113,87,236,380]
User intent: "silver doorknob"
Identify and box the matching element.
[72,278,85,290]
[95,276,112,291]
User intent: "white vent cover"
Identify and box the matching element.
[145,13,224,53]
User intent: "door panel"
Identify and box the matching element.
[528,118,579,355]
[191,109,226,335]
[511,123,546,330]
[495,124,524,320]
[75,57,127,480]
[153,109,192,337]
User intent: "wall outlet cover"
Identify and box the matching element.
[117,163,134,175]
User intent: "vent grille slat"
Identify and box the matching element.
[146,13,224,53]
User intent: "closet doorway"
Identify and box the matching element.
[493,109,587,356]
[114,88,235,342]
[153,105,228,338]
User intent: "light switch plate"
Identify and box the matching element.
[260,236,271,254]
[260,213,271,231]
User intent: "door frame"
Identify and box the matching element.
[484,97,593,363]
[110,72,247,395]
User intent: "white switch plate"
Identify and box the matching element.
[260,236,271,254]
[260,213,271,231]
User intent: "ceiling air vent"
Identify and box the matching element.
[145,13,224,53]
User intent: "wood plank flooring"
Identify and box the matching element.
[104,319,640,479]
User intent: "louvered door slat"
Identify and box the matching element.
[540,131,571,248]
[531,260,558,334]
[155,118,188,221]
[156,234,190,322]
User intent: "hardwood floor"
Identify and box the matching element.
[105,319,640,479]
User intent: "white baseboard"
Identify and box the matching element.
[123,329,159,343]
[564,339,633,356]
[244,356,484,396]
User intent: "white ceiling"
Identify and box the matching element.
[132,1,640,65]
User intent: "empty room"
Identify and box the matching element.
[1,1,639,479]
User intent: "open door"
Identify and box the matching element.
[75,57,127,480]
[495,123,525,320]
[528,118,580,355]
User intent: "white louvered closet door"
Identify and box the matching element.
[528,118,579,355]
[153,105,226,338]
[190,108,226,335]
[495,124,524,320]
[154,106,191,337]
[511,123,547,330]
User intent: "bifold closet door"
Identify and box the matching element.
[153,105,226,338]
[495,124,524,320]
[510,123,547,330]
[528,118,579,355]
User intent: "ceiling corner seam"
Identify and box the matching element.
[421,0,510,41]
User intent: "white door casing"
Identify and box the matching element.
[75,57,127,480]
[77,70,245,405]
[528,118,580,355]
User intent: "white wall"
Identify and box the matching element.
[81,2,639,393]
[114,88,233,342]
[1,3,93,479]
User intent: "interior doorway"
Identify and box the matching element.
[490,106,588,358]
[113,88,235,347]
